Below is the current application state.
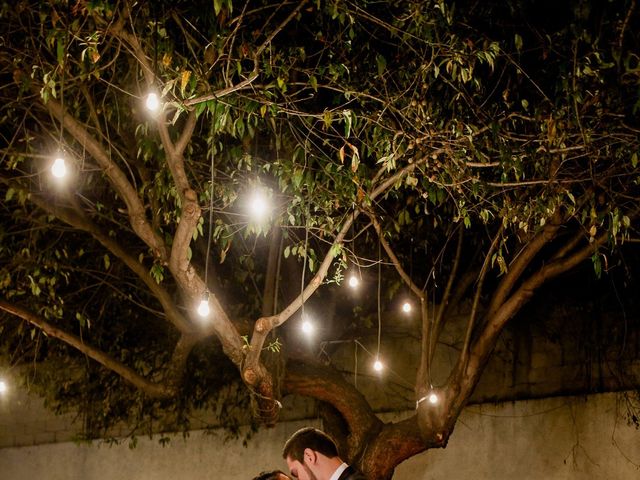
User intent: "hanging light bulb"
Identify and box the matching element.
[347,274,359,289]
[51,156,67,178]
[373,358,384,372]
[402,301,412,313]
[248,189,270,219]
[197,292,210,318]
[416,387,440,409]
[145,92,161,112]
[0,379,7,394]
[301,317,315,336]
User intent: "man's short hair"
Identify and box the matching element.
[282,427,339,462]
[252,470,288,480]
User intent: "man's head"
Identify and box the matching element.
[252,470,291,480]
[282,428,343,480]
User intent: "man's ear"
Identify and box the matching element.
[303,448,318,465]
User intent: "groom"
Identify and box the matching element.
[282,427,366,480]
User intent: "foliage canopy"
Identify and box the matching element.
[0,0,639,477]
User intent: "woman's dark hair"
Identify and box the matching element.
[252,470,288,480]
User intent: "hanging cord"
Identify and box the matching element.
[409,237,414,283]
[58,1,71,148]
[376,238,382,358]
[300,205,309,320]
[349,207,357,275]
[354,340,358,387]
[203,117,215,289]
[299,147,310,321]
[153,3,158,84]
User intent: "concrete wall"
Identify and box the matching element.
[1,392,639,479]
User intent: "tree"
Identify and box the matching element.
[0,0,639,478]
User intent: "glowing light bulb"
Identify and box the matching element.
[402,302,412,313]
[301,318,314,335]
[145,92,160,111]
[348,275,359,288]
[248,190,270,219]
[197,298,210,318]
[373,359,384,372]
[428,392,439,405]
[0,380,7,394]
[51,157,67,178]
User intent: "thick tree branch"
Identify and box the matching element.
[487,213,563,316]
[25,191,193,334]
[550,229,586,261]
[111,24,191,200]
[0,300,174,398]
[245,147,455,414]
[244,213,357,384]
[111,10,245,366]
[168,189,244,365]
[457,231,611,404]
[363,418,426,480]
[284,360,382,460]
[45,97,168,260]
[415,298,431,397]
[242,217,351,423]
[174,110,197,157]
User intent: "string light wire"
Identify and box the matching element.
[300,206,309,327]
[204,116,215,288]
[376,237,382,361]
[299,149,310,334]
[53,1,71,177]
[348,207,362,288]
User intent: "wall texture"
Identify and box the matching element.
[1,391,639,479]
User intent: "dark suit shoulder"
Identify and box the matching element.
[338,465,367,480]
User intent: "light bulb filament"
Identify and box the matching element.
[145,92,160,112]
[197,297,210,318]
[373,359,384,372]
[51,157,67,178]
[301,319,314,335]
[248,190,270,219]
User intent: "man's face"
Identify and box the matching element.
[285,456,318,480]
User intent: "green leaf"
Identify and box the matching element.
[103,254,110,270]
[343,110,353,138]
[514,34,523,53]
[592,252,602,279]
[57,37,65,65]
[214,0,222,15]
[323,110,333,129]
